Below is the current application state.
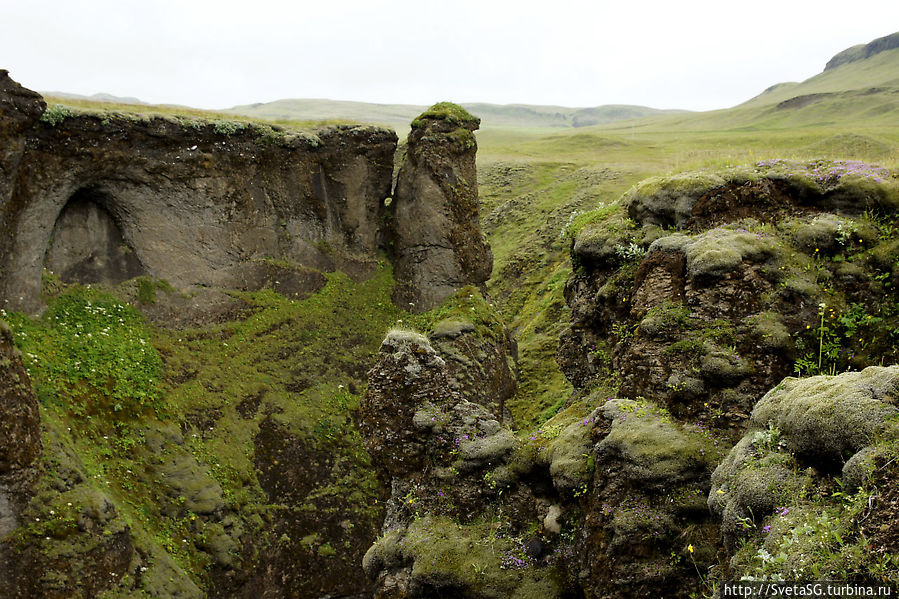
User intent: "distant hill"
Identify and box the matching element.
[741,32,899,109]
[225,99,686,131]
[824,31,899,71]
[41,91,147,105]
[585,31,899,136]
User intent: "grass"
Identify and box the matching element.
[3,264,409,595]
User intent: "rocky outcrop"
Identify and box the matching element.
[0,72,398,314]
[389,103,493,312]
[559,160,899,432]
[577,398,722,598]
[360,327,724,599]
[709,366,899,581]
[0,70,44,212]
[360,329,565,598]
[0,320,43,598]
[0,321,41,475]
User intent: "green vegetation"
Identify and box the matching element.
[9,39,899,595]
[411,101,479,129]
[39,104,73,126]
[3,263,408,595]
[5,287,163,415]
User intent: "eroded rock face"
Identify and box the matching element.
[389,103,493,312]
[360,330,561,598]
[577,399,722,598]
[0,70,44,211]
[0,321,41,474]
[0,319,41,569]
[0,73,397,314]
[559,164,899,432]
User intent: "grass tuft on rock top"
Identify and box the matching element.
[411,102,480,129]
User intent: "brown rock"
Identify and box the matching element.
[0,321,41,473]
[389,103,493,312]
[0,74,397,314]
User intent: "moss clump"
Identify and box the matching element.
[411,102,480,129]
[750,366,899,465]
[412,286,507,342]
[363,516,567,598]
[650,226,780,280]
[747,311,793,354]
[565,203,623,240]
[39,104,73,126]
[596,399,721,488]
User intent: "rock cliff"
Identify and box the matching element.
[0,70,398,314]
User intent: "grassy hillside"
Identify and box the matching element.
[741,46,899,107]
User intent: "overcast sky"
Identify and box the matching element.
[2,0,898,112]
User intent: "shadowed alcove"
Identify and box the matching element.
[44,187,145,285]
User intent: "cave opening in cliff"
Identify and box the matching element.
[44,187,146,285]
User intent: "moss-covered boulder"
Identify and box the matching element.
[709,366,899,582]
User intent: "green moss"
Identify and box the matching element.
[411,102,479,129]
[652,227,780,280]
[365,516,567,598]
[597,399,721,486]
[412,285,506,342]
[748,311,793,353]
[565,203,622,239]
[751,366,899,464]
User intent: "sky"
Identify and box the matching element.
[2,0,898,112]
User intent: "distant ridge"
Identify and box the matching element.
[825,31,899,71]
[738,31,899,110]
[225,99,687,131]
[41,91,146,105]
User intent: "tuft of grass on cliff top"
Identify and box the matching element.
[42,94,358,132]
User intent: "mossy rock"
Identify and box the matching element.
[650,227,780,281]
[572,212,638,267]
[790,214,855,254]
[595,399,717,489]
[363,516,567,598]
[750,366,899,466]
[624,171,730,228]
[411,102,480,130]
[431,318,476,339]
[747,312,793,354]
